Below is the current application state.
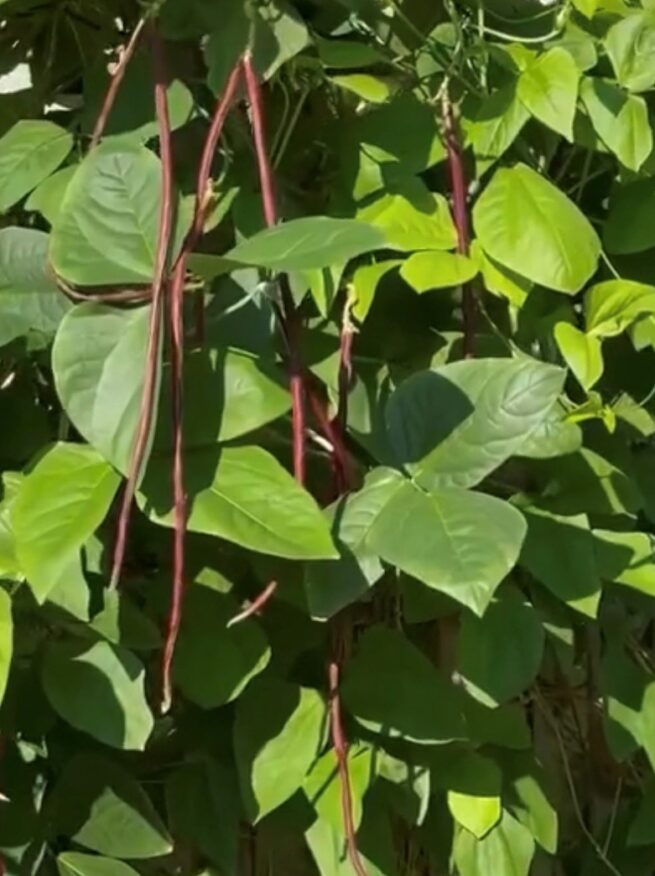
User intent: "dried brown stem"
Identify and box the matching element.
[90,18,146,149]
[110,22,174,593]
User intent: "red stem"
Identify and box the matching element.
[242,53,278,228]
[441,91,475,359]
[159,62,243,711]
[110,23,174,592]
[329,660,369,876]
[90,18,146,148]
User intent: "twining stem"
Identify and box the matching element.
[110,22,174,592]
[441,89,475,358]
[329,659,369,876]
[90,17,146,148]
[159,62,243,712]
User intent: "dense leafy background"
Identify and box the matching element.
[2,0,655,874]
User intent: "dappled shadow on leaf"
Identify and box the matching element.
[385,370,474,469]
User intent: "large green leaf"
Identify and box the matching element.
[53,303,155,475]
[341,626,468,744]
[441,752,502,839]
[50,143,188,286]
[367,480,527,615]
[604,177,655,254]
[593,529,655,596]
[12,443,120,603]
[304,743,374,832]
[605,11,655,93]
[0,120,72,212]
[205,0,309,93]
[581,77,652,171]
[234,675,325,820]
[400,251,478,292]
[473,163,600,293]
[463,83,530,169]
[140,446,337,560]
[225,217,384,272]
[584,279,655,337]
[0,589,12,707]
[502,754,558,854]
[519,503,601,617]
[58,854,140,876]
[50,755,172,858]
[305,468,400,620]
[457,590,545,707]
[453,811,535,876]
[356,180,456,252]
[517,47,580,140]
[0,227,70,346]
[166,760,240,874]
[554,322,603,391]
[602,642,655,769]
[174,587,270,708]
[42,640,154,750]
[156,347,291,449]
[407,358,565,489]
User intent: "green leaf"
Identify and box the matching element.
[442,752,502,839]
[554,322,603,390]
[316,37,385,69]
[157,347,291,448]
[42,640,154,750]
[0,590,12,707]
[305,468,400,620]
[473,163,600,294]
[53,303,156,475]
[463,83,530,169]
[605,11,655,93]
[580,78,652,171]
[0,227,70,346]
[50,143,187,286]
[400,251,478,292]
[332,74,395,104]
[140,446,337,560]
[166,760,240,873]
[471,241,531,308]
[206,0,309,93]
[225,217,384,272]
[585,279,655,337]
[519,504,601,617]
[356,180,456,252]
[518,401,582,459]
[368,480,526,615]
[517,47,580,140]
[50,755,172,858]
[25,164,77,225]
[341,626,467,744]
[453,811,535,876]
[572,0,598,18]
[410,358,565,489]
[12,443,120,603]
[234,675,325,820]
[602,642,655,770]
[385,372,474,470]
[84,51,194,143]
[503,754,558,853]
[457,590,545,708]
[351,260,401,322]
[174,587,270,708]
[58,853,140,876]
[628,781,655,846]
[593,529,655,596]
[604,177,655,254]
[0,120,72,212]
[304,743,374,831]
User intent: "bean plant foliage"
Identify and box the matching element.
[3,0,655,873]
